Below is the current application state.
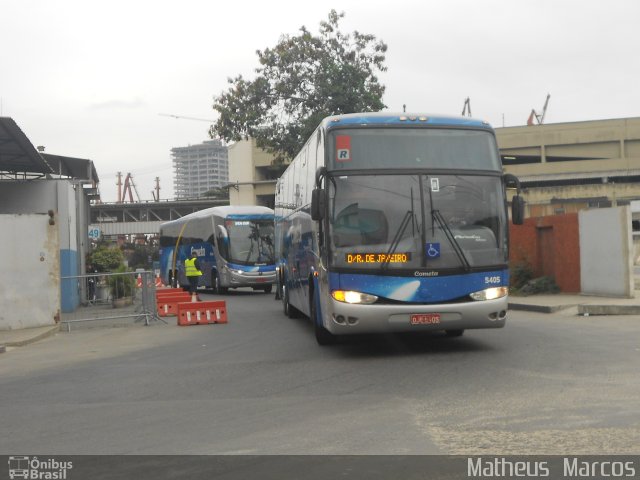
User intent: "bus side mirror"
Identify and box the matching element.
[512,195,525,225]
[311,188,325,221]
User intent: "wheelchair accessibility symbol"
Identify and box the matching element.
[426,243,440,258]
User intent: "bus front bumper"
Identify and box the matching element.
[323,296,508,335]
[222,270,276,288]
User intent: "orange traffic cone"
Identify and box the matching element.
[155,274,163,287]
[136,274,142,288]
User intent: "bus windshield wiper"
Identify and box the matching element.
[382,188,416,270]
[431,209,471,271]
[382,210,413,270]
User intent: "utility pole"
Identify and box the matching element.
[152,177,160,202]
[116,172,123,204]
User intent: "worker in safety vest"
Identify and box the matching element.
[184,252,202,294]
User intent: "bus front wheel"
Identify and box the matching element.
[445,329,464,337]
[212,271,228,295]
[311,294,336,346]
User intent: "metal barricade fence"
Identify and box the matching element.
[60,271,164,331]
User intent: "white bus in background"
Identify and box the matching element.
[159,206,276,293]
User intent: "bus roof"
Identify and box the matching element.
[160,205,274,229]
[321,112,493,130]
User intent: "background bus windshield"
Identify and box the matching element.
[329,128,501,171]
[328,174,507,271]
[224,220,275,265]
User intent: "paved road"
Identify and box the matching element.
[0,290,638,455]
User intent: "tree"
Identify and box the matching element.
[210,10,387,163]
[88,245,124,273]
[201,186,230,200]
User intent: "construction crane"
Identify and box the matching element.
[461,97,472,117]
[116,172,141,203]
[158,113,215,122]
[527,93,551,125]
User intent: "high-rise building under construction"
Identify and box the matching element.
[172,139,229,199]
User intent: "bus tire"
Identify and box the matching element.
[212,271,228,295]
[311,293,336,346]
[445,329,464,337]
[263,285,273,294]
[282,283,301,318]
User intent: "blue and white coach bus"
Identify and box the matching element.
[275,112,524,344]
[159,206,276,293]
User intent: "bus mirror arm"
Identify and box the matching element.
[312,166,328,221]
[503,173,521,193]
[315,166,327,189]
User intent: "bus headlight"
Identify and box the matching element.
[331,290,378,304]
[470,287,508,301]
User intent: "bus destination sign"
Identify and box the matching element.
[345,253,411,264]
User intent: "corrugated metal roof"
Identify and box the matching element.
[0,117,54,175]
[0,117,99,183]
[42,153,99,183]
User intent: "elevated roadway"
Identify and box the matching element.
[90,198,228,236]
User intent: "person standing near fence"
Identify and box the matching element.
[184,252,202,297]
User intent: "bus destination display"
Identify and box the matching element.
[345,253,411,264]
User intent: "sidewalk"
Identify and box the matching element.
[509,291,640,315]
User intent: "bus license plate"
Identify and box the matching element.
[411,313,441,325]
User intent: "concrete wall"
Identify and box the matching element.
[510,213,581,293]
[579,206,634,297]
[0,179,90,320]
[0,213,60,330]
[228,138,278,206]
[228,139,258,206]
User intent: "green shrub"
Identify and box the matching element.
[108,265,135,299]
[510,260,534,289]
[519,276,561,296]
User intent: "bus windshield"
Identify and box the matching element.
[223,219,275,265]
[329,128,501,171]
[327,173,507,271]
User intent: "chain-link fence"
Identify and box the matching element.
[60,271,164,331]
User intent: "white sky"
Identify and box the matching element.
[2,0,639,202]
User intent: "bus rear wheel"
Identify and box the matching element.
[282,284,300,319]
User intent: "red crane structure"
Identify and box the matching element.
[527,94,551,126]
[116,172,141,203]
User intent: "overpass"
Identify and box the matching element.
[90,198,229,236]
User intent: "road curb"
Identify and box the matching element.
[508,302,577,314]
[578,304,640,316]
[1,324,61,347]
